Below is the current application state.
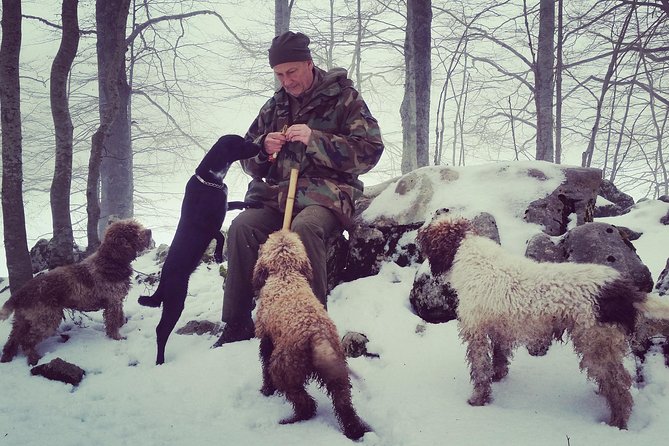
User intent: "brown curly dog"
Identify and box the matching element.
[252,229,370,440]
[0,219,152,365]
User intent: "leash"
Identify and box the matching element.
[195,174,225,190]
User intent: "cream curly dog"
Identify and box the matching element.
[1,219,152,365]
[252,229,370,440]
[417,213,669,429]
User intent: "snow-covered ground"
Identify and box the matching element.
[1,161,668,446]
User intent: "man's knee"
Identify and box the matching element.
[292,218,325,240]
[227,214,250,240]
[228,208,280,243]
[292,206,339,240]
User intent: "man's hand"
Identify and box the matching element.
[285,124,312,145]
[264,131,287,158]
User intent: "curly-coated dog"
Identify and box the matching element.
[138,134,259,364]
[417,213,669,430]
[0,219,152,365]
[252,229,370,440]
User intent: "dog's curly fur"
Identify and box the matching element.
[0,219,152,365]
[417,214,669,430]
[252,229,370,440]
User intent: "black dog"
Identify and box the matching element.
[138,134,259,364]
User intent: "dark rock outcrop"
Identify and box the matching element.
[526,222,653,292]
[524,167,602,236]
[409,270,459,324]
[562,222,653,292]
[341,332,379,358]
[30,358,85,386]
[595,179,635,217]
[175,320,222,336]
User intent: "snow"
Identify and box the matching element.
[1,160,669,446]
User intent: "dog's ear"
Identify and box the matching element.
[252,262,269,292]
[417,217,469,275]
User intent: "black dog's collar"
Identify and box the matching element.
[195,174,225,189]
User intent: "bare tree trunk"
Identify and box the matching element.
[554,0,563,164]
[640,33,669,197]
[97,0,133,238]
[275,0,291,35]
[508,97,519,160]
[434,36,465,166]
[535,0,555,162]
[354,0,362,90]
[400,27,417,174]
[414,0,432,168]
[1,0,33,292]
[274,0,292,90]
[326,0,335,70]
[608,64,638,183]
[457,72,469,166]
[87,0,131,250]
[49,0,80,269]
[581,4,634,167]
[401,0,432,173]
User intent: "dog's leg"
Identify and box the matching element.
[0,335,19,362]
[279,388,317,424]
[269,348,317,424]
[155,283,187,364]
[103,303,125,340]
[571,325,632,429]
[138,288,163,308]
[259,336,277,396]
[461,327,494,406]
[312,335,371,440]
[491,334,512,382]
[213,231,225,263]
[18,309,62,366]
[0,315,25,363]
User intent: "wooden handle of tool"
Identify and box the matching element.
[282,168,299,230]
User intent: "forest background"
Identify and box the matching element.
[1,0,668,289]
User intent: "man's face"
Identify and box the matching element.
[273,60,314,97]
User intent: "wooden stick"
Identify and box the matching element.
[282,168,299,230]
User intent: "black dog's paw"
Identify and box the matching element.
[138,295,161,308]
[213,232,225,263]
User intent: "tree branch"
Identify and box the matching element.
[23,14,96,35]
[132,89,207,152]
[126,9,256,56]
[469,55,535,91]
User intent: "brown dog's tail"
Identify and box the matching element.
[634,294,669,320]
[312,334,349,383]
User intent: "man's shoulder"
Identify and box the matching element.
[322,67,348,80]
[317,67,355,95]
